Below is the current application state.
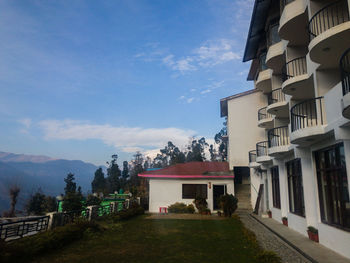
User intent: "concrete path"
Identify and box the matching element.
[145,213,225,220]
[237,209,312,263]
[249,213,350,263]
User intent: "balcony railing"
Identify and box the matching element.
[268,88,286,105]
[258,106,273,121]
[256,141,269,157]
[282,56,307,81]
[291,97,325,132]
[341,48,350,96]
[309,0,350,40]
[268,126,290,148]
[249,150,257,163]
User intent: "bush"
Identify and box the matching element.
[168,203,195,214]
[111,206,144,222]
[218,194,238,217]
[193,197,208,213]
[2,220,101,263]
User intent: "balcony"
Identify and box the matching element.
[258,107,274,129]
[256,53,273,93]
[279,0,308,46]
[268,126,291,157]
[256,141,272,163]
[290,97,327,145]
[341,48,350,118]
[308,0,350,68]
[282,56,314,99]
[248,150,260,168]
[266,23,285,74]
[266,88,289,118]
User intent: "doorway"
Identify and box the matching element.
[213,185,226,210]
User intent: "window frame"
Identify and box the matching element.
[182,184,208,199]
[271,166,281,209]
[286,158,305,217]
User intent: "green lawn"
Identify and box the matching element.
[30,216,275,263]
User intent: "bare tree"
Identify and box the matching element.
[3,185,20,217]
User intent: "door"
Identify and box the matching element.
[213,185,226,210]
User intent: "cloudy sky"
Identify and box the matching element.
[0,0,254,165]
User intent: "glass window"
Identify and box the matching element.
[271,166,281,209]
[286,159,305,217]
[259,53,267,71]
[268,23,280,46]
[182,184,207,199]
[315,143,350,230]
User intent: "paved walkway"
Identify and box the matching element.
[237,210,312,263]
[249,212,350,263]
[145,213,225,220]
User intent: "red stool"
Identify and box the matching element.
[159,207,168,214]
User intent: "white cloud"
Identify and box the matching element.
[200,89,211,94]
[39,119,196,153]
[186,98,194,103]
[18,118,32,134]
[190,88,196,92]
[179,95,185,100]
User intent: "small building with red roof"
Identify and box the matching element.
[138,162,234,213]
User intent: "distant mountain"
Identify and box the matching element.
[0,152,101,215]
[0,151,56,163]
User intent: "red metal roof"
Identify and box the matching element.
[138,162,233,179]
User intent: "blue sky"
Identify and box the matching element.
[0,0,254,166]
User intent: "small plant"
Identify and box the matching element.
[267,210,272,218]
[218,194,238,217]
[307,226,318,234]
[193,196,208,213]
[282,217,288,226]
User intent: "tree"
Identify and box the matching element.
[106,155,122,193]
[122,161,129,178]
[91,168,106,194]
[186,137,208,162]
[44,196,58,212]
[128,151,144,195]
[26,189,46,215]
[215,122,228,161]
[209,144,218,161]
[62,173,83,212]
[86,194,101,206]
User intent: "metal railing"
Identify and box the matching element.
[258,106,273,121]
[291,97,325,132]
[282,57,307,81]
[309,0,349,40]
[62,209,90,225]
[0,216,49,241]
[268,126,290,148]
[249,150,257,163]
[268,88,286,105]
[341,48,350,95]
[256,141,269,157]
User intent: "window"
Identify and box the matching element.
[315,143,350,230]
[271,166,281,209]
[286,159,305,217]
[182,184,207,199]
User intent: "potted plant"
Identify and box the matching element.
[282,217,288,226]
[218,194,238,217]
[193,196,208,214]
[307,226,319,242]
[267,210,272,218]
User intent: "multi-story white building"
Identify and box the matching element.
[221,0,350,259]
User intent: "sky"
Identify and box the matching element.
[0,0,254,166]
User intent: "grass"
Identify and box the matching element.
[18,215,279,263]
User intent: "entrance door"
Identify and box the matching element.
[213,185,226,210]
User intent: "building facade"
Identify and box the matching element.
[221,0,350,259]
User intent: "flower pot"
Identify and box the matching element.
[307,231,319,242]
[282,218,288,226]
[267,211,272,218]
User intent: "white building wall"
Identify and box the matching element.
[226,91,266,168]
[149,179,234,213]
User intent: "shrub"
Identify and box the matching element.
[193,197,208,213]
[112,206,144,222]
[168,203,195,213]
[2,220,101,263]
[218,194,238,217]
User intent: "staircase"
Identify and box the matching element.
[235,184,252,211]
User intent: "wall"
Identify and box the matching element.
[149,178,234,213]
[226,91,266,168]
